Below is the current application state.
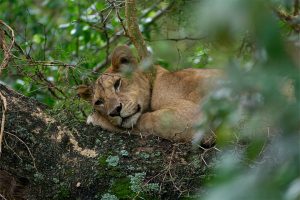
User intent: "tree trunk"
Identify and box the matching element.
[0,84,215,199]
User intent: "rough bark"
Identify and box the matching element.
[0,84,215,199]
[125,0,150,60]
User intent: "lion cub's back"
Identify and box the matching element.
[151,67,220,109]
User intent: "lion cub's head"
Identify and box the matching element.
[78,45,151,129]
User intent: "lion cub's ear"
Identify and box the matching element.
[107,45,137,73]
[77,85,93,102]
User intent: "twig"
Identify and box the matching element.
[4,138,23,161]
[99,6,111,70]
[273,7,300,32]
[201,153,208,166]
[116,6,129,36]
[3,29,32,60]
[0,21,79,102]
[0,193,8,200]
[92,59,110,73]
[3,25,76,70]
[12,59,77,68]
[0,20,15,74]
[0,91,7,155]
[5,131,38,172]
[213,146,221,152]
[102,7,114,24]
[159,145,176,193]
[143,1,175,27]
[146,36,207,42]
[195,143,220,167]
[131,165,163,199]
[35,69,66,98]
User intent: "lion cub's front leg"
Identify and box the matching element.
[136,107,197,142]
[87,112,123,133]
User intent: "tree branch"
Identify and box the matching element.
[273,8,300,32]
[125,0,150,60]
[145,36,207,42]
[93,1,175,72]
[0,92,7,155]
[0,20,15,75]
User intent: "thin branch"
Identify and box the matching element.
[160,145,176,193]
[0,21,80,102]
[146,36,207,42]
[116,6,129,36]
[103,7,114,24]
[35,69,67,98]
[143,1,175,27]
[141,0,161,17]
[92,59,110,73]
[273,8,300,32]
[2,24,76,69]
[3,29,32,60]
[0,91,7,155]
[4,138,23,161]
[74,18,105,32]
[0,20,15,75]
[12,59,77,68]
[5,131,38,172]
[0,193,8,200]
[99,7,111,70]
[201,153,208,166]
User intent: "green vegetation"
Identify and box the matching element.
[110,178,133,199]
[0,0,299,199]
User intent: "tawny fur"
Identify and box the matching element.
[77,45,220,142]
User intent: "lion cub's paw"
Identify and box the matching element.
[86,114,96,125]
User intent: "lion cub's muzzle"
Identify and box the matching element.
[108,103,122,117]
[109,104,142,128]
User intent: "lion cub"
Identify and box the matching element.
[77,45,220,142]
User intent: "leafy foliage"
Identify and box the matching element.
[192,0,300,200]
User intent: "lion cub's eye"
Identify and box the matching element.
[120,57,129,64]
[114,78,121,92]
[94,98,104,106]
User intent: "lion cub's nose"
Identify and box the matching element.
[109,104,122,117]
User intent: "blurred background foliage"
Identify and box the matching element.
[0,0,299,200]
[0,0,213,107]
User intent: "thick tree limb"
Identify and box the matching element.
[125,0,150,60]
[0,83,214,199]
